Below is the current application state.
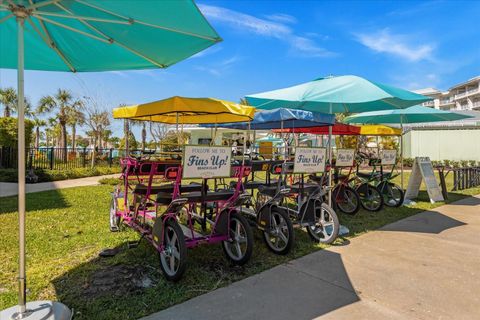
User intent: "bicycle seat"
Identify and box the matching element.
[229,180,279,190]
[356,172,371,179]
[156,190,235,205]
[134,183,204,195]
[290,183,319,194]
[257,185,278,198]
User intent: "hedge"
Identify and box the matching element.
[0,117,34,147]
[0,166,122,183]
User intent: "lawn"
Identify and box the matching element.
[0,172,479,320]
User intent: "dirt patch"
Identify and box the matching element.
[82,264,155,299]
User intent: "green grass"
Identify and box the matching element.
[0,172,479,320]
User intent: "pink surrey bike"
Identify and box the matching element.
[110,151,254,281]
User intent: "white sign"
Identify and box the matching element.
[183,146,232,179]
[336,149,355,167]
[405,157,444,203]
[381,150,397,165]
[293,147,326,173]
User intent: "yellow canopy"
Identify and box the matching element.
[112,96,255,124]
[359,125,401,136]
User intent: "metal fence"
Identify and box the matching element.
[0,146,126,170]
[452,167,480,191]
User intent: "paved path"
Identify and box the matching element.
[0,174,118,197]
[143,195,480,320]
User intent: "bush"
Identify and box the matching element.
[469,160,478,167]
[0,117,34,147]
[0,166,121,183]
[402,158,414,168]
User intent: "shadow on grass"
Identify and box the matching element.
[0,189,70,214]
[51,226,360,320]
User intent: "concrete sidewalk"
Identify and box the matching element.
[0,174,118,197]
[143,195,480,320]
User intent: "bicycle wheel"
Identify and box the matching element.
[332,185,361,215]
[262,208,294,255]
[222,211,254,265]
[158,219,187,282]
[356,183,384,211]
[306,201,339,244]
[380,182,404,207]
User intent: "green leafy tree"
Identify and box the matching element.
[0,88,17,117]
[0,117,34,147]
[66,102,85,150]
[38,89,79,160]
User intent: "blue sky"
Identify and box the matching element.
[0,0,479,137]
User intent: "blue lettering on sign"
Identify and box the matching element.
[297,155,311,163]
[211,155,229,168]
[312,155,324,164]
[187,155,208,166]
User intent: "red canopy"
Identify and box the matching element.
[273,123,361,135]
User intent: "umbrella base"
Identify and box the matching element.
[1,301,71,320]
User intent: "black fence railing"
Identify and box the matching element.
[0,146,127,170]
[452,167,480,191]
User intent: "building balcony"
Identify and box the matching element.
[472,101,480,109]
[454,87,480,99]
[439,98,454,106]
[422,100,435,107]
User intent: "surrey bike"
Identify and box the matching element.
[262,162,339,244]
[226,159,295,255]
[110,150,254,281]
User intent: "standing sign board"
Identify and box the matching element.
[293,147,326,173]
[381,150,397,165]
[405,157,444,203]
[183,145,232,179]
[336,149,355,167]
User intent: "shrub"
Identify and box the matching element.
[0,117,34,147]
[469,160,477,167]
[0,166,121,183]
[402,158,414,168]
[460,160,470,168]
[443,160,451,167]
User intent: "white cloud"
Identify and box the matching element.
[191,45,223,59]
[198,4,334,58]
[355,28,434,62]
[264,13,297,24]
[195,55,243,77]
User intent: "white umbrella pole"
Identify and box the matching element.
[17,17,27,315]
[328,103,332,206]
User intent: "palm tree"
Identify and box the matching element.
[38,89,77,161]
[31,117,47,148]
[67,102,85,150]
[0,87,16,117]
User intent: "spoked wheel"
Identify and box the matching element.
[262,208,294,255]
[109,197,121,232]
[222,211,253,265]
[356,183,384,212]
[158,219,187,282]
[380,183,404,207]
[306,201,339,244]
[332,185,361,215]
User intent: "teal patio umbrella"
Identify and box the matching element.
[0,1,220,319]
[245,75,431,204]
[344,105,474,189]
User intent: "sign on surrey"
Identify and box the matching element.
[293,147,326,173]
[183,146,232,179]
[336,149,355,167]
[381,149,397,165]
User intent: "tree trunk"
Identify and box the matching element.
[72,124,76,150]
[142,122,146,151]
[60,122,68,162]
[35,126,40,148]
[4,107,11,118]
[91,135,97,168]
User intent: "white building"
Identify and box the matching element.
[415,76,480,111]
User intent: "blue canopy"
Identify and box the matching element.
[207,108,334,130]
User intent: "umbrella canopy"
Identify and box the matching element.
[210,108,334,130]
[0,0,221,71]
[344,105,474,124]
[113,96,255,124]
[359,125,401,136]
[273,123,361,135]
[245,75,431,113]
